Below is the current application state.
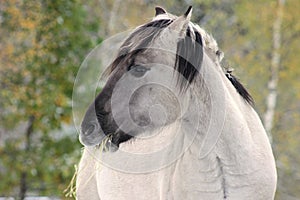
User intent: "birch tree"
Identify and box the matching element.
[263,0,285,143]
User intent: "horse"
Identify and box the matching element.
[75,6,277,200]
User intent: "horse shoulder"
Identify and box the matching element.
[215,101,277,199]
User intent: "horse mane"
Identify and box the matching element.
[105,17,254,105]
[225,72,254,105]
[177,21,254,105]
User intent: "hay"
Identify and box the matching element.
[64,164,78,198]
[64,134,112,198]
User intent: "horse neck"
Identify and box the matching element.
[190,53,273,165]
[181,52,256,156]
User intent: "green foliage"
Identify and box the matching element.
[0,0,99,131]
[0,133,82,197]
[0,0,101,198]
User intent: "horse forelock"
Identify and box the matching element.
[105,19,173,76]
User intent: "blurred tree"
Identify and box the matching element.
[97,0,155,36]
[231,1,300,199]
[0,0,100,198]
[263,0,285,144]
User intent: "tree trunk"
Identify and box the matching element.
[107,0,122,35]
[19,116,35,200]
[263,0,285,144]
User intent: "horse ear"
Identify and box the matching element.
[155,6,167,16]
[184,6,193,18]
[168,6,193,37]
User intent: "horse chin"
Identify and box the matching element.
[79,131,105,147]
[85,130,133,152]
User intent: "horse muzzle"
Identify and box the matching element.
[80,120,106,146]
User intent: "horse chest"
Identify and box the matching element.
[95,144,275,200]
[96,150,225,200]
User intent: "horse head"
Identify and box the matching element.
[79,7,207,150]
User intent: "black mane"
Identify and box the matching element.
[175,23,253,105]
[175,26,203,89]
[225,72,254,105]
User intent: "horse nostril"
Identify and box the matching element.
[85,122,99,135]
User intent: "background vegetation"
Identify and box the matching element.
[0,0,299,199]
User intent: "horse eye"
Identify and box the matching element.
[128,65,149,77]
